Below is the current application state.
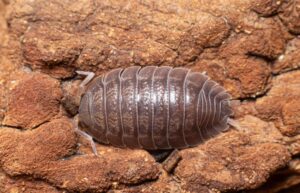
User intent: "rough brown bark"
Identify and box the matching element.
[0,0,300,192]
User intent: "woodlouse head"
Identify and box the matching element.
[78,91,92,129]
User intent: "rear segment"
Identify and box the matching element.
[196,76,233,142]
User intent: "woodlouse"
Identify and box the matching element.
[78,66,233,150]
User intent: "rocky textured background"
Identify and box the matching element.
[0,0,300,192]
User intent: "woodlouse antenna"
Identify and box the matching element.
[76,71,95,88]
[227,118,242,131]
[76,128,99,156]
[72,116,98,156]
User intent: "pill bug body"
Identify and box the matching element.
[79,66,233,150]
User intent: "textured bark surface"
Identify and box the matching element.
[0,0,300,192]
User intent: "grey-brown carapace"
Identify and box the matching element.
[78,66,233,150]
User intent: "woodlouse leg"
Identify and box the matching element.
[72,116,98,156]
[76,71,95,88]
[161,149,182,173]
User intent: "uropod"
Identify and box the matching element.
[76,66,236,155]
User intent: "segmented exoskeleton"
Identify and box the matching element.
[79,66,233,150]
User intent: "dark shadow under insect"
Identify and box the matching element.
[148,149,174,162]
